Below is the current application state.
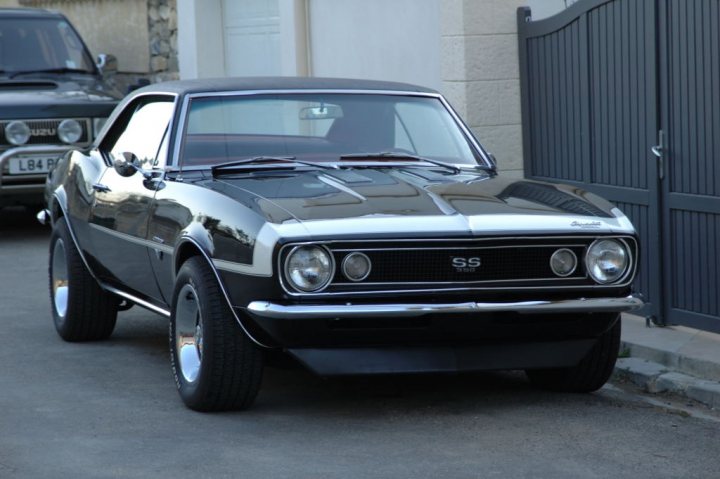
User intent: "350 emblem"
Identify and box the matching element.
[452,256,481,272]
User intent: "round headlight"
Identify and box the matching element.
[58,119,83,144]
[342,252,372,282]
[285,245,334,292]
[5,120,30,145]
[586,239,629,284]
[550,248,577,277]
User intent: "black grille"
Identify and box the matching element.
[331,245,586,284]
[280,236,638,295]
[0,119,90,147]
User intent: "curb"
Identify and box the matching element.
[613,357,720,410]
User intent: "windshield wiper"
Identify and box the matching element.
[8,67,94,79]
[339,152,464,174]
[211,156,337,176]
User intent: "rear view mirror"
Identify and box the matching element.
[300,104,343,120]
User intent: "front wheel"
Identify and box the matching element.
[49,217,118,341]
[525,315,621,393]
[170,257,264,411]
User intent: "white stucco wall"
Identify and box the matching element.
[307,0,441,90]
[176,0,535,175]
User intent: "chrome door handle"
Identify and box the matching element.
[651,145,663,157]
[92,183,111,193]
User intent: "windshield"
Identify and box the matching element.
[0,18,95,75]
[181,93,484,168]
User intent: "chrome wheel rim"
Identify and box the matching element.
[175,284,203,383]
[51,238,69,321]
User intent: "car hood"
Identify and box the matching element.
[209,168,635,237]
[0,75,121,118]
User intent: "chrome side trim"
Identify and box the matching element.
[88,223,174,254]
[246,295,645,320]
[102,285,171,318]
[53,197,172,316]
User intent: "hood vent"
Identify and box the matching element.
[0,81,58,91]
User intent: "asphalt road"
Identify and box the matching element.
[1,207,718,479]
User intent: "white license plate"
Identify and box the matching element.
[8,156,58,175]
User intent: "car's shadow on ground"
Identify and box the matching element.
[108,307,555,414]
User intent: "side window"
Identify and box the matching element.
[106,99,174,168]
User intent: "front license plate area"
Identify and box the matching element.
[8,156,58,175]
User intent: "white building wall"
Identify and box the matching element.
[307,0,441,90]
[176,0,547,176]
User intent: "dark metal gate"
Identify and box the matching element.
[518,0,720,332]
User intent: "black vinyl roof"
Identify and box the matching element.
[132,76,439,97]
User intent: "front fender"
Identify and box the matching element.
[172,233,274,348]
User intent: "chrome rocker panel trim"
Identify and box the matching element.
[247,295,644,320]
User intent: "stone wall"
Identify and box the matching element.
[147,0,179,82]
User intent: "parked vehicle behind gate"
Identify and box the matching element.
[0,8,122,209]
[39,77,644,411]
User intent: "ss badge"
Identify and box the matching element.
[452,256,481,273]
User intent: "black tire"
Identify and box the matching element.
[49,217,118,341]
[170,257,264,411]
[525,315,621,393]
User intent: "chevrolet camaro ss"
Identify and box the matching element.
[39,77,644,411]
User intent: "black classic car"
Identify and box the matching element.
[40,77,644,411]
[0,8,122,208]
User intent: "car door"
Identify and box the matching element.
[87,95,175,302]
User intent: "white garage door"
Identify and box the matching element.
[221,0,281,76]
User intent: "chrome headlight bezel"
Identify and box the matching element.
[283,244,335,293]
[5,120,31,145]
[585,238,630,284]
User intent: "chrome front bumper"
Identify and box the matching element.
[247,295,644,320]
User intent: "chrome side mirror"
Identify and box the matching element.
[113,152,140,177]
[113,152,154,180]
[97,53,118,77]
